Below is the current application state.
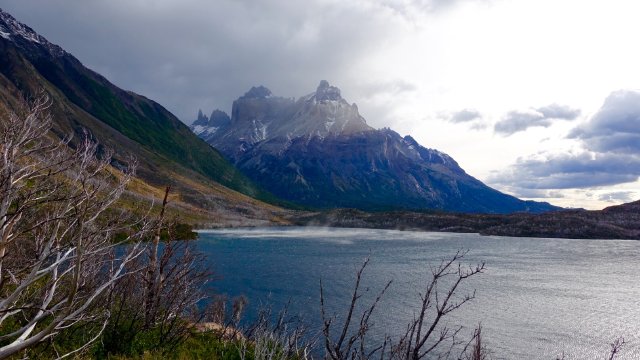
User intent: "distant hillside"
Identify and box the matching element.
[290,200,640,239]
[192,81,558,213]
[0,8,285,225]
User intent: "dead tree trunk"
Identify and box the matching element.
[145,186,170,329]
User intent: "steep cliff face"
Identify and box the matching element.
[192,81,557,213]
[193,81,373,160]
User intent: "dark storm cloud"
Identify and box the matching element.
[494,104,581,135]
[598,191,636,203]
[494,110,547,135]
[509,188,548,199]
[0,0,415,123]
[569,90,640,153]
[491,91,640,193]
[488,152,640,189]
[509,188,566,199]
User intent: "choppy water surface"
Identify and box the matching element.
[195,227,640,359]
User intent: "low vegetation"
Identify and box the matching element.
[290,206,640,240]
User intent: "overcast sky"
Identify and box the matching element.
[2,0,639,209]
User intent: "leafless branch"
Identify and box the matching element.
[0,93,147,359]
[321,251,485,360]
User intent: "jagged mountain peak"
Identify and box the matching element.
[191,108,231,136]
[291,80,371,136]
[314,80,342,102]
[191,80,556,213]
[193,81,373,156]
[196,109,208,123]
[210,109,231,124]
[241,85,272,99]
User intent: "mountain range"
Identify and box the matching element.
[2,8,639,240]
[192,81,557,213]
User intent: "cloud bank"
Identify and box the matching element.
[491,90,640,199]
[494,104,581,135]
[598,191,636,203]
[569,90,640,153]
[0,0,426,123]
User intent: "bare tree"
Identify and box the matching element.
[0,94,147,358]
[144,185,170,329]
[321,251,485,360]
[608,337,625,360]
[393,250,485,360]
[148,233,212,348]
[321,257,392,360]
[101,211,213,355]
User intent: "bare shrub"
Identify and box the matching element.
[321,250,485,360]
[238,304,314,360]
[102,214,212,355]
[0,94,147,358]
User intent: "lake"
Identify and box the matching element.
[194,227,640,359]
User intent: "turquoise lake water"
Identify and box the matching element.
[195,227,640,359]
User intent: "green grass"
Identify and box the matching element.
[105,332,246,360]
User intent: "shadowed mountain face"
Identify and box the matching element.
[192,81,558,213]
[0,9,283,225]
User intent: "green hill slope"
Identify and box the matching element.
[0,8,285,225]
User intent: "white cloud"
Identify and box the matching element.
[4,0,640,209]
[444,109,482,123]
[491,90,640,208]
[598,191,636,203]
[494,104,580,135]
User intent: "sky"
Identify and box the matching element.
[2,0,639,209]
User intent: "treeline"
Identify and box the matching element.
[290,205,640,240]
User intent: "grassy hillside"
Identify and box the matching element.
[0,25,288,225]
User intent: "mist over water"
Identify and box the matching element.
[195,227,640,359]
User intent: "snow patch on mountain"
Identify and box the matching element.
[0,10,42,43]
[0,9,66,56]
[191,125,219,136]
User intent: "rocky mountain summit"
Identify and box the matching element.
[192,109,231,137]
[193,81,372,159]
[192,81,557,213]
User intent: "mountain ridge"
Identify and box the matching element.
[0,8,286,225]
[192,81,558,213]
